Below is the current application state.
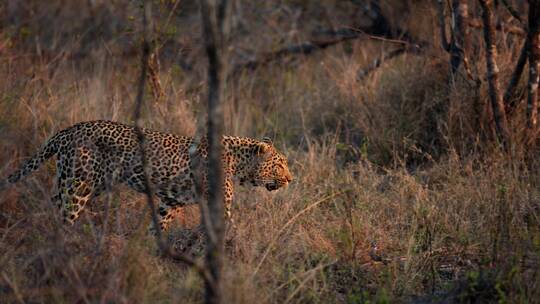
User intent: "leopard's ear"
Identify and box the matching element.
[255,142,271,156]
[262,137,273,146]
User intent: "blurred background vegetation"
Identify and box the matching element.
[1,0,539,303]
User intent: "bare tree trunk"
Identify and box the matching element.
[437,0,451,52]
[437,0,472,78]
[132,0,214,288]
[450,0,471,77]
[527,0,540,143]
[503,40,528,112]
[200,0,227,303]
[479,0,511,148]
[133,1,159,237]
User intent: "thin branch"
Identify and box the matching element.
[449,0,471,77]
[347,26,425,46]
[230,34,361,75]
[462,54,480,85]
[148,51,165,103]
[504,40,528,112]
[231,27,424,77]
[163,0,183,37]
[468,18,526,37]
[132,0,167,255]
[526,0,540,143]
[230,1,426,76]
[437,0,451,51]
[131,0,214,286]
[265,261,336,302]
[251,192,343,278]
[189,138,218,246]
[283,263,328,304]
[356,47,412,81]
[200,0,227,303]
[355,0,416,41]
[1,272,25,304]
[501,0,524,25]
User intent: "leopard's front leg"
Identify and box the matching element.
[224,177,234,222]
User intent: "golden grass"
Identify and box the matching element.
[1,2,539,302]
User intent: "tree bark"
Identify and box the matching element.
[437,0,451,51]
[132,1,214,283]
[527,0,540,143]
[479,0,511,148]
[501,0,524,25]
[437,0,475,80]
[133,1,161,243]
[503,40,528,112]
[200,0,226,303]
[450,0,470,77]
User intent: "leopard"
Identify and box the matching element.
[2,120,293,231]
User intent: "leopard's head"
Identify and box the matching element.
[241,138,293,191]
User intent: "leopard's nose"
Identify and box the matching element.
[286,173,293,183]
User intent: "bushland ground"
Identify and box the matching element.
[1,1,539,303]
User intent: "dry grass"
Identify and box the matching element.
[1,1,539,303]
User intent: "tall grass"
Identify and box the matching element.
[1,1,539,302]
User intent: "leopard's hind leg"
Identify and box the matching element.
[147,199,185,234]
[54,144,106,225]
[147,180,199,233]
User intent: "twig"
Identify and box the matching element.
[504,40,528,112]
[131,0,214,286]
[462,54,480,85]
[230,0,427,76]
[356,47,411,81]
[501,0,524,25]
[437,0,451,51]
[526,0,540,145]
[162,0,183,39]
[468,18,526,37]
[88,181,113,282]
[1,272,25,304]
[189,138,218,246]
[355,0,415,42]
[346,26,423,47]
[251,192,343,277]
[283,262,331,304]
[264,261,335,301]
[0,218,25,244]
[67,261,91,304]
[132,0,161,250]
[148,52,165,103]
[230,34,362,76]
[448,0,471,77]
[231,26,424,77]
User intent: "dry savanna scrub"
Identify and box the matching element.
[1,0,539,303]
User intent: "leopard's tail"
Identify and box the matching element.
[3,129,69,188]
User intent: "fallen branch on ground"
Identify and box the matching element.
[230,34,362,76]
[231,29,425,77]
[356,46,422,81]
